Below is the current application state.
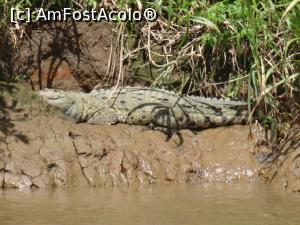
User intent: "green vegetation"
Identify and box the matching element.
[124,0,300,143]
[0,1,299,147]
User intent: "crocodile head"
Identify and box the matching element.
[39,89,85,122]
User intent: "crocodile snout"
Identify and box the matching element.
[38,89,75,109]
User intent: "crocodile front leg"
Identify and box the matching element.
[87,108,118,125]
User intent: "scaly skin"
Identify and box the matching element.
[39,86,248,129]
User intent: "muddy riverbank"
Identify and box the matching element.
[0,83,265,189]
[0,83,300,192]
[0,20,299,193]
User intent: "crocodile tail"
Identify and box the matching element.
[39,89,85,122]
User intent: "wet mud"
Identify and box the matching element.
[270,148,300,192]
[0,85,266,188]
[0,117,264,188]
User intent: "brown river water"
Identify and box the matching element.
[0,183,299,225]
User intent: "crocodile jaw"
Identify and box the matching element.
[39,89,84,122]
[39,89,75,109]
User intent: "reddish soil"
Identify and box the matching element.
[13,21,132,91]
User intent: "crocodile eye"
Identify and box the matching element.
[189,121,196,127]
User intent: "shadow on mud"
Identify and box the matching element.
[0,82,29,144]
[31,21,81,90]
[13,21,117,92]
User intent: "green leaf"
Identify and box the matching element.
[190,16,220,32]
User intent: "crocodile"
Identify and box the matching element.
[39,86,248,130]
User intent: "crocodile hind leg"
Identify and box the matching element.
[87,108,118,125]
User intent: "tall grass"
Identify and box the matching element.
[123,0,300,132]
